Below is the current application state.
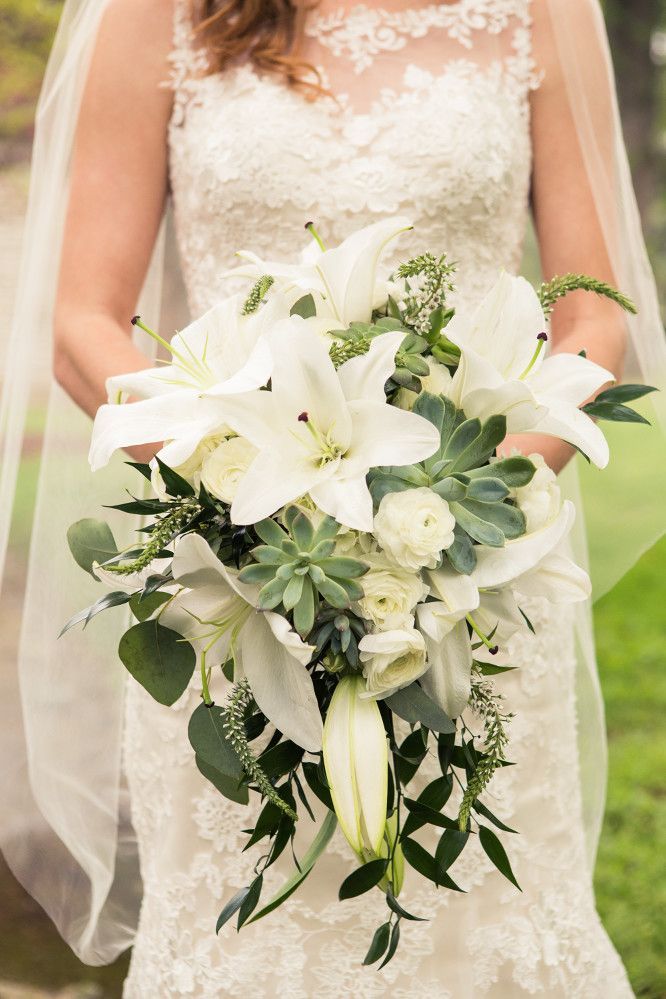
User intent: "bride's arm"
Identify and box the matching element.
[53,0,174,424]
[499,0,628,472]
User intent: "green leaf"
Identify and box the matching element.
[195,754,249,805]
[465,477,510,502]
[67,519,118,577]
[290,293,316,319]
[444,418,482,461]
[119,621,196,705]
[237,563,277,585]
[216,887,250,933]
[466,456,535,488]
[154,455,195,497]
[412,391,447,432]
[477,661,517,676]
[302,761,334,811]
[478,825,521,890]
[188,702,244,783]
[283,572,305,610]
[435,829,469,871]
[59,590,131,637]
[459,499,525,540]
[450,502,505,547]
[313,575,350,608]
[248,811,338,923]
[430,477,467,503]
[363,922,391,965]
[581,401,651,425]
[403,798,459,831]
[401,838,464,891]
[237,874,263,929]
[385,890,428,922]
[401,774,453,837]
[378,921,401,969]
[257,740,304,779]
[254,518,289,547]
[129,590,170,622]
[594,383,657,405]
[446,526,477,574]
[472,800,518,834]
[446,415,507,473]
[293,579,316,637]
[317,556,368,579]
[287,508,315,549]
[338,859,388,900]
[385,683,455,734]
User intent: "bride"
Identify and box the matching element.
[1,0,664,996]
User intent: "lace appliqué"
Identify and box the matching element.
[165,0,210,126]
[306,0,535,74]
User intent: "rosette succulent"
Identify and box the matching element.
[237,507,369,637]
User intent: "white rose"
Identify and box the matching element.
[374,487,456,570]
[359,628,428,698]
[201,436,258,504]
[514,453,561,532]
[355,552,429,630]
[394,359,453,411]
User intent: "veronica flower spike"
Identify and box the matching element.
[217,324,440,531]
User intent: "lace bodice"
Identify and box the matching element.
[166,0,539,320]
[121,4,633,996]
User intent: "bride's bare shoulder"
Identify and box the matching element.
[96,0,177,74]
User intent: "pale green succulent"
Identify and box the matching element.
[237,508,368,638]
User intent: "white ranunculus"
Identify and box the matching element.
[513,452,561,532]
[359,628,428,698]
[355,552,429,630]
[374,487,456,570]
[201,436,258,504]
[150,434,227,499]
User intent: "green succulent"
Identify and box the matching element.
[237,509,369,638]
[313,609,370,670]
[369,393,537,573]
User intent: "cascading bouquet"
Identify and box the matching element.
[63,218,654,967]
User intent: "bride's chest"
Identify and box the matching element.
[168,61,533,224]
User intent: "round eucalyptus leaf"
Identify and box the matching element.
[118,620,195,706]
[67,518,118,577]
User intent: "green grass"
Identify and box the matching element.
[594,537,666,998]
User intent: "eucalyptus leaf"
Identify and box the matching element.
[594,383,656,405]
[400,838,463,891]
[257,740,304,778]
[302,761,334,811]
[472,800,518,834]
[581,401,651,425]
[195,754,249,805]
[188,702,244,783]
[67,519,118,577]
[119,621,195,705]
[129,590,171,622]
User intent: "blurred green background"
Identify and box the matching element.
[0,1,665,997]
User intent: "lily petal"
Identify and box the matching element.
[472,501,576,588]
[418,613,473,719]
[337,330,405,403]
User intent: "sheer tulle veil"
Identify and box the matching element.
[0,0,663,965]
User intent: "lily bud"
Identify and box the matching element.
[322,675,388,857]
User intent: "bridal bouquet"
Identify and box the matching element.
[63,218,652,966]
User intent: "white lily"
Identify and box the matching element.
[163,533,322,752]
[89,294,289,471]
[322,674,388,857]
[446,272,614,467]
[228,217,413,328]
[416,564,480,718]
[218,324,440,531]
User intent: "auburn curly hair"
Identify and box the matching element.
[191,0,325,97]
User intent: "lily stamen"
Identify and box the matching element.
[518,331,549,380]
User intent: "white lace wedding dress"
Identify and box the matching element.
[122,2,633,995]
